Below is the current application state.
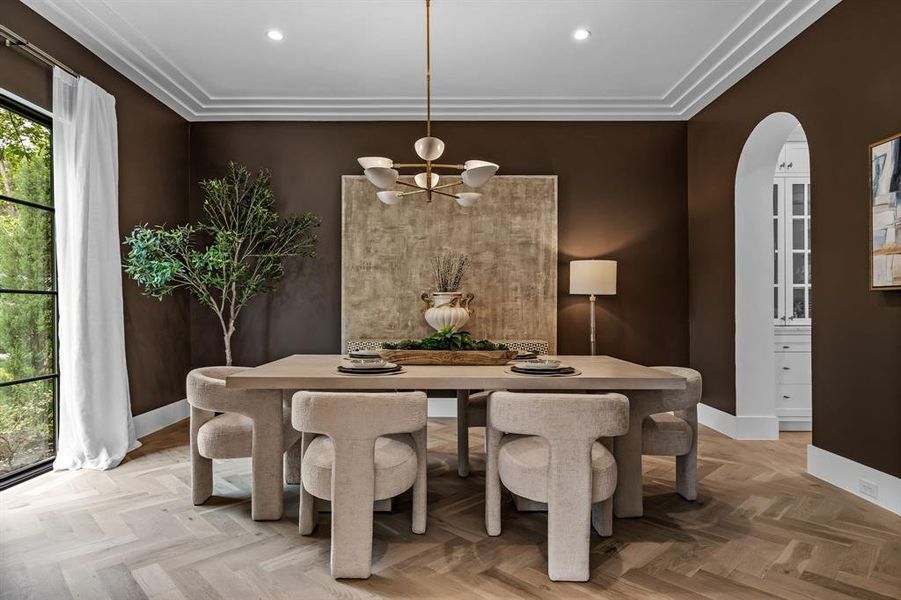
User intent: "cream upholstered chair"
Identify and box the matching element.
[455,339,550,477]
[641,366,702,501]
[293,391,428,579]
[187,367,302,521]
[485,391,629,582]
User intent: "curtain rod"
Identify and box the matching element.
[0,23,78,77]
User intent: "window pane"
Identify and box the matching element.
[0,378,55,476]
[792,184,805,216]
[774,251,778,285]
[0,293,55,383]
[792,219,804,250]
[807,253,812,284]
[807,289,813,319]
[792,253,805,285]
[774,286,779,319]
[773,184,778,215]
[792,288,805,319]
[0,203,53,291]
[0,106,52,207]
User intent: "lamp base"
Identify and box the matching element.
[589,294,596,356]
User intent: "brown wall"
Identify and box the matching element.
[189,122,689,369]
[687,0,901,476]
[0,0,191,415]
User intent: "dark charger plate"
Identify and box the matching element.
[337,365,402,375]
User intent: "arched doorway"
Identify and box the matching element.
[734,112,812,438]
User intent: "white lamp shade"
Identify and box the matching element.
[357,156,393,169]
[364,167,399,189]
[455,192,481,207]
[376,190,401,205]
[414,172,440,189]
[462,161,499,188]
[414,136,445,161]
[569,260,617,295]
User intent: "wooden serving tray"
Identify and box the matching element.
[378,349,518,366]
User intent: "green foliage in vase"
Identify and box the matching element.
[123,162,320,365]
[383,326,509,351]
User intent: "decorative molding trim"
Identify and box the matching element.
[698,403,780,440]
[22,0,840,121]
[133,399,188,439]
[807,445,901,516]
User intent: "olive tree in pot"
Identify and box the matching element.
[123,162,319,365]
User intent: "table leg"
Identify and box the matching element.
[613,404,646,518]
[250,402,285,521]
[457,390,470,478]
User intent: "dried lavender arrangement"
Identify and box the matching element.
[432,252,468,292]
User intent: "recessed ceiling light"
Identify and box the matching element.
[267,30,284,41]
[573,28,591,41]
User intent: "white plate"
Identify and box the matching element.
[342,360,397,370]
[515,360,565,371]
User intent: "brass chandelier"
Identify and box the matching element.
[357,0,499,206]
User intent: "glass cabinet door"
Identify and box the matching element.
[773,176,812,325]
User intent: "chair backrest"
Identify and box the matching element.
[651,366,702,412]
[489,392,629,440]
[186,366,281,413]
[292,391,427,440]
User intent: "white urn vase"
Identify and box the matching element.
[421,291,474,332]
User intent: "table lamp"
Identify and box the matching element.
[569,259,617,355]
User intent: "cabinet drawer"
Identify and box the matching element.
[776,352,811,384]
[775,340,811,353]
[776,384,812,410]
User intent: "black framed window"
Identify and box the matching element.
[0,94,57,488]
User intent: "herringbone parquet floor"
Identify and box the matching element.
[1,419,899,599]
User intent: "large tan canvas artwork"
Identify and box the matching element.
[342,175,558,351]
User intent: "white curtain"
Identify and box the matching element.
[52,68,139,471]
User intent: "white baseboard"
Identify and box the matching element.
[133,399,189,439]
[778,418,812,431]
[698,403,779,440]
[428,396,457,418]
[807,445,900,515]
[776,408,812,431]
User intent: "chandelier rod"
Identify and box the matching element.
[426,0,431,138]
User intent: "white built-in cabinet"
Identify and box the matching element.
[773,136,811,430]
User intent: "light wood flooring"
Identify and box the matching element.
[1,419,899,599]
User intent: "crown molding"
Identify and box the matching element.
[23,0,841,122]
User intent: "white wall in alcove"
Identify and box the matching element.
[732,112,802,439]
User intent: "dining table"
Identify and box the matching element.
[226,354,687,518]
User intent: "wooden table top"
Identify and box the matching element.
[225,354,686,391]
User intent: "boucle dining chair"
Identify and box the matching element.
[187,367,303,521]
[641,367,702,500]
[485,391,629,582]
[455,339,550,477]
[292,391,428,579]
[613,366,701,517]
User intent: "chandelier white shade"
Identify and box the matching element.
[357,0,498,206]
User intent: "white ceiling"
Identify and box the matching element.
[22,0,840,121]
